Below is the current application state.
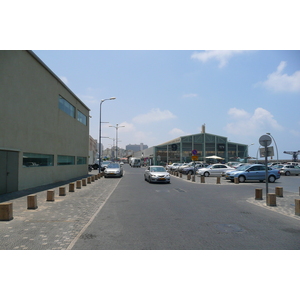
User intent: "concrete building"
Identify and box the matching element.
[133,130,248,166]
[89,136,98,165]
[0,50,90,194]
[126,143,148,152]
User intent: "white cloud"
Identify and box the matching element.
[132,108,176,124]
[257,61,300,92]
[225,107,283,136]
[169,128,185,137]
[191,50,244,68]
[59,76,69,85]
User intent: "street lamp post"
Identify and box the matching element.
[99,97,116,173]
[109,123,125,161]
[266,133,279,164]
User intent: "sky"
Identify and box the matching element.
[3,1,299,160]
[33,50,300,160]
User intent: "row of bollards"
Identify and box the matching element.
[255,187,300,216]
[0,173,104,221]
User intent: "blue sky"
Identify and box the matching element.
[3,1,299,160]
[33,50,300,159]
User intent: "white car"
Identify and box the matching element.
[144,166,171,183]
[196,164,235,177]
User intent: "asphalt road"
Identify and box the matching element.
[72,164,300,250]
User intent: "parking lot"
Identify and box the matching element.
[170,171,300,220]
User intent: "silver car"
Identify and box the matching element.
[104,163,123,178]
[280,165,300,176]
[197,164,235,177]
[144,166,171,183]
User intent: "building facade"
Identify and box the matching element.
[0,50,90,194]
[133,132,248,166]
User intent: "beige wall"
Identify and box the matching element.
[0,50,90,190]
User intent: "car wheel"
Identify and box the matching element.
[188,170,193,175]
[238,175,246,183]
[204,172,209,177]
[268,175,276,183]
[285,171,291,176]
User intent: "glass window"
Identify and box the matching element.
[57,155,75,165]
[77,110,87,125]
[59,95,75,118]
[77,156,87,165]
[23,153,54,167]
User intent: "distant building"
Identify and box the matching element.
[126,143,148,152]
[0,50,90,194]
[133,131,248,166]
[89,136,98,164]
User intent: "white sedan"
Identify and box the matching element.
[144,166,171,183]
[196,164,235,177]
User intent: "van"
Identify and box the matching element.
[131,158,141,168]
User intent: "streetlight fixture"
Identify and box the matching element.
[266,133,279,164]
[99,97,116,173]
[109,123,125,160]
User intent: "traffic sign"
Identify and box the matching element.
[259,135,272,147]
[192,149,197,155]
[192,155,198,160]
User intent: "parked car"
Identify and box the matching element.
[177,163,190,173]
[196,164,235,177]
[98,161,112,171]
[104,163,123,178]
[223,164,251,179]
[280,165,300,176]
[167,163,182,171]
[228,164,280,183]
[182,163,208,175]
[144,166,171,183]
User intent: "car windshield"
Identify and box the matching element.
[236,165,249,171]
[150,167,166,172]
[107,163,120,168]
[102,161,111,166]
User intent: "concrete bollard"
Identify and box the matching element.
[216,177,221,184]
[180,173,182,178]
[47,190,55,201]
[234,177,239,184]
[0,203,13,221]
[91,175,95,182]
[267,193,276,206]
[87,177,91,184]
[27,194,38,209]
[295,199,300,216]
[97,173,101,179]
[192,175,195,182]
[69,182,75,192]
[201,176,205,183]
[275,187,283,197]
[82,178,87,186]
[187,174,191,180]
[255,188,263,200]
[76,180,82,189]
[59,187,66,196]
[94,175,98,180]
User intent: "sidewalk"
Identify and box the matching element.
[171,172,300,221]
[0,171,120,250]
